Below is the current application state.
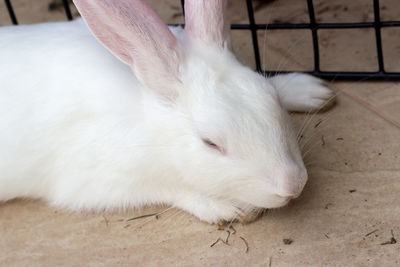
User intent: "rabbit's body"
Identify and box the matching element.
[0,0,334,223]
[0,19,185,210]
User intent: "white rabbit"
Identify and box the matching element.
[0,0,334,223]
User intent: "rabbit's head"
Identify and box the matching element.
[74,0,307,220]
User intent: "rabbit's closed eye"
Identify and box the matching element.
[202,138,225,154]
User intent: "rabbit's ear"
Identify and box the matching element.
[184,0,231,48]
[73,0,182,101]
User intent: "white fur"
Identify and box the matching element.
[0,1,332,223]
[270,73,335,112]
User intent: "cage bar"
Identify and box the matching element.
[306,0,320,73]
[62,0,73,21]
[4,0,17,25]
[373,0,385,72]
[245,0,262,72]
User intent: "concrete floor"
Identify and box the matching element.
[1,0,400,266]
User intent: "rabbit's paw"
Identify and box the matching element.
[174,194,242,224]
[237,208,265,224]
[270,73,336,112]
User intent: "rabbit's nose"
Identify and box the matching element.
[275,167,308,198]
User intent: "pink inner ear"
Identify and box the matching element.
[73,0,182,100]
[74,0,178,65]
[184,0,231,48]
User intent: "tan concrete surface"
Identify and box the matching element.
[1,1,400,266]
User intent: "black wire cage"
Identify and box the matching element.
[4,0,400,80]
